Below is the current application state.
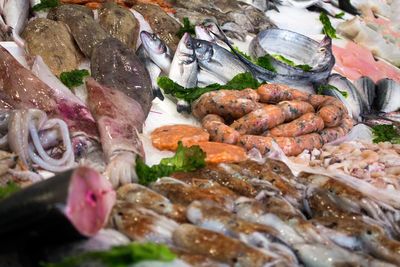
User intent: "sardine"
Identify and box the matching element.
[374,79,400,113]
[140,31,173,75]
[169,33,198,113]
[0,0,29,47]
[91,37,153,116]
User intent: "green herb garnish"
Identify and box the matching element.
[320,12,338,39]
[231,47,276,72]
[158,72,262,103]
[59,69,90,89]
[32,0,59,12]
[41,243,176,267]
[136,141,206,185]
[317,84,348,98]
[372,125,400,144]
[0,181,20,200]
[334,12,345,19]
[177,17,195,38]
[272,54,312,71]
[232,46,252,61]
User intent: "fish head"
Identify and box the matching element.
[176,32,197,64]
[193,39,213,62]
[140,31,168,56]
[195,25,216,42]
[317,35,332,54]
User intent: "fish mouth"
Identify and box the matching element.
[140,31,164,54]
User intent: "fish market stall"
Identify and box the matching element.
[0,0,399,266]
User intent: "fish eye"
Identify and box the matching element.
[152,34,157,40]
[319,48,326,52]
[198,43,202,48]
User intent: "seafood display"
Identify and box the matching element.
[0,0,399,266]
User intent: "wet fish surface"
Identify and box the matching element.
[91,37,153,116]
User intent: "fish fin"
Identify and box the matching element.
[153,88,165,101]
[337,0,360,15]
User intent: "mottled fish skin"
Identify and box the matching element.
[47,4,108,58]
[91,37,153,116]
[354,76,375,111]
[132,3,181,51]
[98,2,139,49]
[22,18,84,76]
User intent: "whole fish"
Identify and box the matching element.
[0,0,29,47]
[48,4,108,58]
[374,79,400,113]
[136,44,164,100]
[132,3,181,51]
[140,31,173,75]
[91,37,154,116]
[98,2,139,49]
[326,74,368,121]
[193,38,249,83]
[169,33,198,113]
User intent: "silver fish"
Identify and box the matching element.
[326,74,369,121]
[1,0,29,47]
[193,38,249,82]
[354,76,375,111]
[238,0,269,11]
[140,31,172,75]
[374,79,400,113]
[169,33,198,113]
[136,44,164,100]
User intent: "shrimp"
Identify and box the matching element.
[192,89,261,120]
[231,105,285,135]
[319,116,354,143]
[257,84,349,127]
[172,224,275,267]
[269,113,325,137]
[202,114,240,144]
[277,100,315,122]
[257,84,310,103]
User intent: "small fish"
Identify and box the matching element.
[326,74,369,121]
[374,78,400,113]
[193,38,249,83]
[354,76,375,111]
[169,33,198,113]
[140,31,173,75]
[136,44,164,100]
[1,0,29,47]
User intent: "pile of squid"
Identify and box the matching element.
[193,83,353,156]
[105,157,400,267]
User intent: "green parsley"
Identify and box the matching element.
[320,12,338,39]
[157,72,262,103]
[334,12,345,19]
[41,243,176,267]
[59,69,90,89]
[272,54,312,71]
[177,17,195,38]
[0,181,20,200]
[317,84,348,98]
[136,141,206,185]
[372,125,400,144]
[32,0,60,12]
